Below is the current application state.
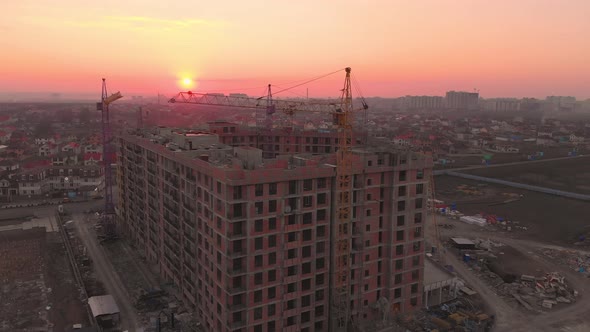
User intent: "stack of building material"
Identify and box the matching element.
[459,216,487,227]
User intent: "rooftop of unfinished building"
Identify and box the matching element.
[177,130,214,137]
[124,127,431,173]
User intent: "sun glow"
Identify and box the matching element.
[177,75,197,90]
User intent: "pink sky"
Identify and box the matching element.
[1,0,589,99]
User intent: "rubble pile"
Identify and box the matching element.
[477,268,577,312]
[542,248,590,275]
[513,273,577,310]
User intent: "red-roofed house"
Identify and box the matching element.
[23,158,52,169]
[84,153,103,166]
[62,142,81,154]
[84,144,102,154]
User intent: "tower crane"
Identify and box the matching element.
[97,79,122,236]
[169,68,368,331]
[170,84,341,158]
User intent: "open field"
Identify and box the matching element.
[462,156,590,195]
[0,225,88,331]
[435,175,589,244]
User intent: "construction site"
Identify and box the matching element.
[106,68,589,332]
[10,68,583,332]
[410,151,590,331]
[110,68,440,332]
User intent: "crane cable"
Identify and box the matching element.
[266,68,346,97]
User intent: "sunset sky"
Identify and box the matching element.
[1,0,589,99]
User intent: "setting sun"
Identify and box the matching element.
[182,78,192,86]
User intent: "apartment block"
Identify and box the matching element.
[445,91,479,110]
[117,128,432,332]
[12,166,104,196]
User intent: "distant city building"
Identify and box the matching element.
[445,91,479,110]
[545,96,577,112]
[520,98,542,112]
[399,96,445,110]
[481,98,521,112]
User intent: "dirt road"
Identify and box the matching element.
[72,213,141,331]
[429,214,590,331]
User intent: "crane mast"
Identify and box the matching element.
[331,67,354,330]
[97,79,122,236]
[262,84,276,158]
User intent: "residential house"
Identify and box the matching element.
[35,137,56,145]
[52,152,79,166]
[84,144,103,154]
[46,166,104,192]
[84,153,102,166]
[39,143,59,157]
[62,142,82,155]
[0,174,18,200]
[15,167,49,196]
[0,160,19,172]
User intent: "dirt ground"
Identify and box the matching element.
[463,156,590,195]
[0,227,88,331]
[435,175,589,245]
[46,234,90,331]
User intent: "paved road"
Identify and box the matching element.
[72,213,141,331]
[431,216,590,331]
[0,200,104,220]
[434,155,590,175]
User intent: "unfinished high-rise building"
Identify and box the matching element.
[117,123,432,332]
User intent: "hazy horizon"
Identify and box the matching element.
[0,89,588,103]
[1,1,589,99]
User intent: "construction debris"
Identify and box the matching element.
[478,267,576,312]
[541,248,590,275]
[403,297,494,332]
